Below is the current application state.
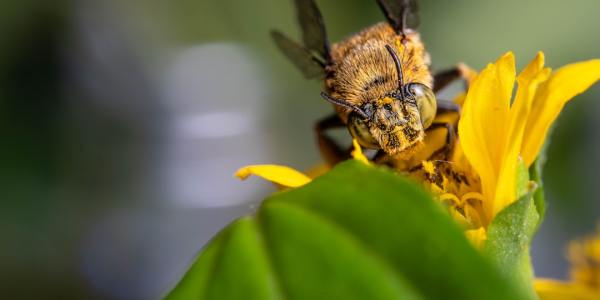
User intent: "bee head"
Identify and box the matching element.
[320,45,437,156]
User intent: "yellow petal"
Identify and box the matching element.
[351,139,370,164]
[496,52,517,103]
[535,279,600,300]
[517,52,546,83]
[493,52,550,214]
[522,59,600,166]
[235,164,311,188]
[459,52,515,219]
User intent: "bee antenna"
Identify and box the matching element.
[320,92,369,119]
[384,44,404,90]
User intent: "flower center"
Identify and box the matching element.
[408,159,487,230]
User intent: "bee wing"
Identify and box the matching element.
[376,0,420,34]
[294,0,331,63]
[271,30,325,79]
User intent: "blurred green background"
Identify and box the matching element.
[1,0,599,299]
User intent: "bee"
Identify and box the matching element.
[272,0,470,167]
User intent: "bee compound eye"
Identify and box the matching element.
[405,83,437,128]
[348,112,379,149]
[404,82,426,98]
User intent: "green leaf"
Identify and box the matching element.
[167,217,282,300]
[529,153,546,227]
[484,161,540,300]
[167,160,534,300]
[529,125,553,226]
[259,200,420,300]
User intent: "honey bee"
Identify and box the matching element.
[272,0,469,167]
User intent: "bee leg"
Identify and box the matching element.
[315,114,350,165]
[426,122,456,159]
[433,63,476,93]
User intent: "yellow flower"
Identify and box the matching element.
[430,52,600,234]
[235,139,367,186]
[231,51,600,300]
[235,51,600,247]
[568,225,600,288]
[535,225,600,299]
[235,164,311,188]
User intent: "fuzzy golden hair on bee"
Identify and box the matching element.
[326,22,432,117]
[272,0,458,162]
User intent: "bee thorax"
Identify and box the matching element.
[326,22,432,108]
